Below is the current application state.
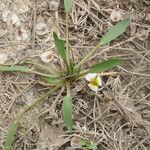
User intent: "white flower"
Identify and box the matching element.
[110,10,122,22]
[0,53,8,64]
[40,51,55,63]
[85,73,102,93]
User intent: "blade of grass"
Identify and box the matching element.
[64,0,73,12]
[53,32,71,72]
[42,77,62,85]
[100,18,131,45]
[89,58,123,73]
[79,140,97,150]
[3,118,20,150]
[62,82,72,133]
[0,66,30,72]
[0,65,57,78]
[62,95,73,133]
[53,32,66,61]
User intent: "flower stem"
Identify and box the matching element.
[18,85,61,118]
[66,81,71,96]
[29,70,59,78]
[75,42,101,69]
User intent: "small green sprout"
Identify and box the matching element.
[79,139,97,150]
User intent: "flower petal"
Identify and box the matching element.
[96,76,102,86]
[85,73,96,81]
[88,83,98,92]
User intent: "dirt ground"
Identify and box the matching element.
[0,0,150,150]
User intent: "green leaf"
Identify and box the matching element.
[79,140,97,150]
[79,139,87,146]
[69,61,80,74]
[0,66,30,72]
[3,119,20,150]
[53,32,66,61]
[100,18,130,45]
[62,95,73,133]
[88,144,97,150]
[89,58,123,73]
[42,77,61,84]
[64,0,73,12]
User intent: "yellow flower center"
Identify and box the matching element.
[90,77,99,86]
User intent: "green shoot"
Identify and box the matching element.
[64,0,73,12]
[62,95,73,133]
[53,32,66,61]
[3,119,20,150]
[100,17,131,45]
[89,58,123,73]
[79,139,97,150]
[0,65,30,72]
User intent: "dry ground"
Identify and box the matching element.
[0,0,150,150]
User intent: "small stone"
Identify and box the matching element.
[110,10,122,22]
[7,13,21,28]
[49,1,59,11]
[137,28,149,41]
[40,51,55,63]
[15,28,29,41]
[70,137,82,148]
[35,22,49,35]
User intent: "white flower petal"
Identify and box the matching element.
[96,76,102,86]
[85,73,96,81]
[88,83,98,93]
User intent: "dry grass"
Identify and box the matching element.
[0,0,150,149]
